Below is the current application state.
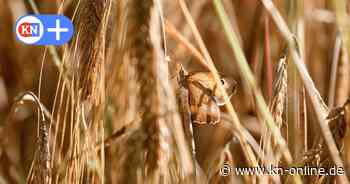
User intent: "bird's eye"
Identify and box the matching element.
[220,79,225,85]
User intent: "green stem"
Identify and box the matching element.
[213,0,301,183]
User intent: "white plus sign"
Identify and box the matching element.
[47,19,68,41]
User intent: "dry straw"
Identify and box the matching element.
[109,0,193,183]
[6,92,52,184]
[3,0,350,183]
[260,0,348,183]
[176,0,259,169]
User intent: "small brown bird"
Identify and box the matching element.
[184,72,237,125]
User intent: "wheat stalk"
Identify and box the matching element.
[111,0,193,183]
[270,56,287,127]
[335,46,350,106]
[262,55,287,163]
[260,1,348,182]
[6,92,52,184]
[49,0,109,183]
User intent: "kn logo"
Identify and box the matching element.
[18,23,40,37]
[15,14,74,45]
[16,15,44,44]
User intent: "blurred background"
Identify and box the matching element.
[0,0,349,183]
